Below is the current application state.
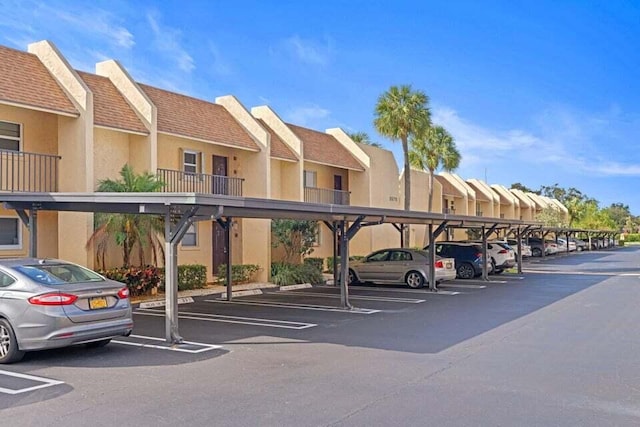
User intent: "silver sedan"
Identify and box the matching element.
[0,258,133,363]
[348,248,456,288]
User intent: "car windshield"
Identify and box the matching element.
[14,263,105,285]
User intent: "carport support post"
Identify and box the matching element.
[164,207,198,344]
[29,208,37,258]
[338,220,351,309]
[482,226,489,281]
[428,224,436,291]
[516,227,523,275]
[566,232,571,254]
[333,221,339,286]
[588,234,592,251]
[215,217,233,301]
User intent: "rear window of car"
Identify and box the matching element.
[13,263,105,285]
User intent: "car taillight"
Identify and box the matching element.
[498,249,508,254]
[28,293,77,306]
[117,287,130,299]
[434,260,444,268]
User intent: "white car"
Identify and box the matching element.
[557,238,576,252]
[465,241,516,273]
[505,239,532,259]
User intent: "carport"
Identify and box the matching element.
[0,192,604,344]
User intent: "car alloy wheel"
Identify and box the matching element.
[348,269,358,285]
[0,319,25,364]
[405,271,425,288]
[457,263,475,279]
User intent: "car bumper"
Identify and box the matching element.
[436,270,457,282]
[17,315,133,351]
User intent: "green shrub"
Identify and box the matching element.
[270,262,324,286]
[303,257,324,272]
[157,264,208,291]
[177,264,207,290]
[624,233,640,242]
[217,264,260,285]
[100,266,162,297]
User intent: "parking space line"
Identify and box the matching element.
[0,370,64,395]
[111,334,222,353]
[134,309,317,329]
[273,291,425,304]
[440,283,486,289]
[204,299,380,314]
[316,285,457,295]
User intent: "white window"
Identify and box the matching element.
[304,170,317,187]
[0,217,21,249]
[182,223,197,247]
[183,151,201,174]
[0,121,21,151]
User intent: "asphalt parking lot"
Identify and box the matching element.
[3,247,640,426]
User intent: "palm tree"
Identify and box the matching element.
[86,164,165,269]
[348,131,382,148]
[409,125,461,214]
[374,85,430,245]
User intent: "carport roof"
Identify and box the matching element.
[1,192,539,229]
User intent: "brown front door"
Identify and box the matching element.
[212,155,228,195]
[212,221,227,276]
[333,175,342,204]
[212,155,229,275]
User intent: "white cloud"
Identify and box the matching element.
[147,11,194,72]
[432,105,640,178]
[53,8,134,49]
[208,42,231,76]
[275,35,334,66]
[285,105,331,126]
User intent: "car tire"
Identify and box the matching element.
[457,263,475,280]
[494,269,504,275]
[347,269,359,285]
[405,271,425,289]
[532,248,542,257]
[490,259,497,275]
[0,318,25,364]
[86,339,112,349]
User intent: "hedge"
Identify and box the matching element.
[157,264,208,291]
[325,255,366,271]
[99,266,162,297]
[303,257,324,272]
[217,264,260,285]
[624,233,640,242]
[271,262,324,286]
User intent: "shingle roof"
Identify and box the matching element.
[138,83,259,151]
[0,45,77,115]
[77,71,148,134]
[256,119,297,161]
[286,123,364,171]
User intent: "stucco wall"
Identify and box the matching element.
[93,128,131,184]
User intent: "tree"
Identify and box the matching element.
[536,206,568,227]
[409,125,461,213]
[510,182,539,194]
[601,203,631,231]
[271,220,318,264]
[86,164,165,269]
[374,84,431,246]
[348,131,382,148]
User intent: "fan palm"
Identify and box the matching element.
[374,84,431,245]
[86,164,165,269]
[409,125,461,245]
[348,131,382,148]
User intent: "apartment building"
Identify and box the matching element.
[0,40,571,281]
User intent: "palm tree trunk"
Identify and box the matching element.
[402,136,410,247]
[423,169,435,247]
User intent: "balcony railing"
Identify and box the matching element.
[476,210,483,216]
[443,207,456,214]
[0,149,61,192]
[304,186,350,205]
[157,168,244,196]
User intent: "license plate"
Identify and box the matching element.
[445,262,452,269]
[89,297,108,310]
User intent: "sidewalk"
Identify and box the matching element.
[130,282,279,306]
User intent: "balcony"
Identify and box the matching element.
[0,149,61,192]
[443,207,456,214]
[304,186,350,205]
[157,168,244,196]
[476,210,483,216]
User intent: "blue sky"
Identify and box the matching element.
[1,0,639,212]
